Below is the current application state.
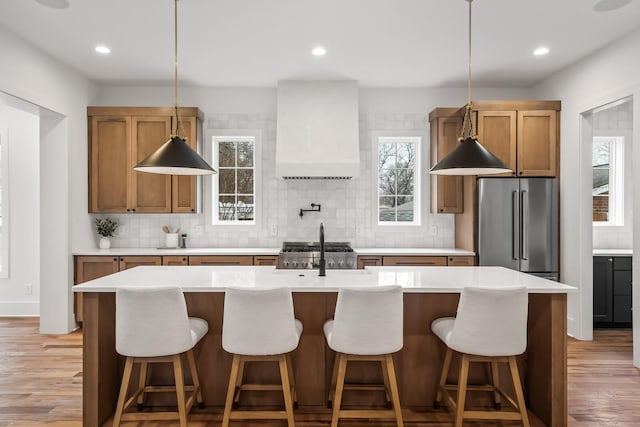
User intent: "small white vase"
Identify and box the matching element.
[99,236,111,249]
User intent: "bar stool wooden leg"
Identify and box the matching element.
[328,352,339,407]
[384,354,404,427]
[509,356,530,427]
[434,347,452,407]
[380,357,392,405]
[113,356,134,427]
[186,349,204,407]
[454,354,470,427]
[331,353,347,427]
[232,357,245,408]
[136,361,148,410]
[285,353,298,406]
[222,355,241,427]
[490,360,502,409]
[172,355,188,427]
[279,355,296,427]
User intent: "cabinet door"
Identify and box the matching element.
[476,110,517,176]
[430,116,464,213]
[74,256,119,322]
[172,116,198,213]
[130,116,172,213]
[189,255,253,266]
[118,256,162,270]
[447,256,476,266]
[254,256,279,266]
[89,116,131,213]
[517,110,557,176]
[593,256,613,323]
[163,255,189,266]
[357,256,383,269]
[382,256,447,266]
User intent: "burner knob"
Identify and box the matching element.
[292,261,298,268]
[346,260,354,267]
[338,260,344,267]
[328,261,335,268]
[301,261,307,268]
[282,261,289,268]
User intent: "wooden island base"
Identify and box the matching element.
[83,292,566,427]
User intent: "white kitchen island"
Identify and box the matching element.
[74,266,574,427]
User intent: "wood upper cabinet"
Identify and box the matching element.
[88,107,202,213]
[429,109,464,213]
[474,102,559,177]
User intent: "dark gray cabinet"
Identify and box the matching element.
[593,256,632,327]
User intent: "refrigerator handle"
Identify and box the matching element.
[512,191,519,260]
[521,190,528,260]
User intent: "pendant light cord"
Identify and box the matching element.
[172,0,184,138]
[459,0,474,141]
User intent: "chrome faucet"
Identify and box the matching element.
[319,222,326,276]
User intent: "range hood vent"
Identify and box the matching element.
[276,80,360,179]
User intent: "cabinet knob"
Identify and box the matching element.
[608,258,613,262]
[113,258,118,262]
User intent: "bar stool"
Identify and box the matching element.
[221,286,302,427]
[431,286,530,427]
[324,285,404,427]
[113,286,208,427]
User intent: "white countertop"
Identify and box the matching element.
[354,248,475,256]
[593,249,632,256]
[72,247,282,256]
[73,265,574,294]
[72,247,475,257]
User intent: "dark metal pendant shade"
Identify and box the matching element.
[430,136,511,176]
[133,135,216,176]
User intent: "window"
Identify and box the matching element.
[376,136,420,225]
[210,133,259,225]
[592,136,624,225]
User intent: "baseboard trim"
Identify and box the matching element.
[0,301,40,317]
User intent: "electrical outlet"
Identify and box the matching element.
[356,224,364,235]
[430,225,438,236]
[193,225,203,235]
[117,225,127,236]
[269,224,278,236]
[24,284,33,296]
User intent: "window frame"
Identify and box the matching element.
[204,129,262,231]
[592,136,624,227]
[372,131,423,230]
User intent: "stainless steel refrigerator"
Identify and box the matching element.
[477,177,558,280]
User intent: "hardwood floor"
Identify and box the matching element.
[0,318,638,426]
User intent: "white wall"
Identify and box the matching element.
[533,27,640,365]
[0,24,96,333]
[0,100,40,316]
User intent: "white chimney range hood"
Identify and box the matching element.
[275,80,360,179]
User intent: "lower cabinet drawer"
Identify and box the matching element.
[382,256,447,266]
[188,255,253,266]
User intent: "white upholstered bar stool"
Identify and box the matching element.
[324,285,404,427]
[221,286,303,427]
[113,286,208,427]
[431,286,530,427]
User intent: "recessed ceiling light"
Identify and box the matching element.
[95,45,111,54]
[533,47,550,56]
[35,0,69,9]
[312,46,327,56]
[593,0,632,12]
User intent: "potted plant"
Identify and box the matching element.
[95,217,118,249]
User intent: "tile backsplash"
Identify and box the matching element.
[97,113,454,249]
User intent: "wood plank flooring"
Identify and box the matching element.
[0,318,638,426]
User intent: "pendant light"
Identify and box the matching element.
[134,0,216,176]
[429,0,511,176]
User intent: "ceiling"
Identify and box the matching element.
[2,0,640,88]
